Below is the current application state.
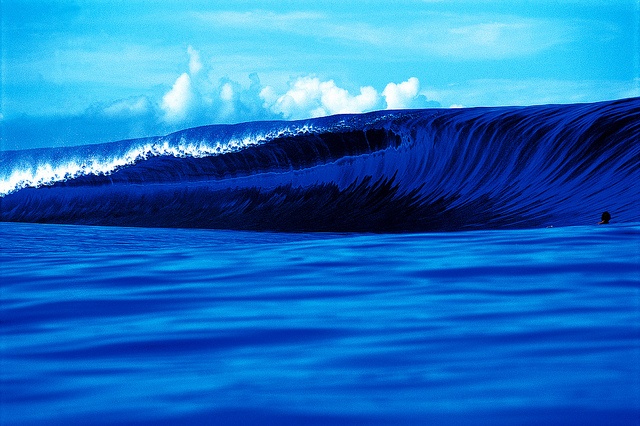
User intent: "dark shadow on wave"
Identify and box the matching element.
[0,174,550,232]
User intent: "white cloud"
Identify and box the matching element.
[426,19,573,59]
[187,45,203,76]
[220,83,234,102]
[382,77,420,109]
[161,73,195,123]
[216,82,238,121]
[154,50,440,126]
[191,10,580,61]
[263,76,382,120]
[267,76,323,119]
[129,46,638,132]
[259,86,278,108]
[192,10,325,34]
[102,96,152,118]
[321,83,379,115]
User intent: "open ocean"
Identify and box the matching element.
[1,98,640,424]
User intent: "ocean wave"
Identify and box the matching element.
[1,98,639,232]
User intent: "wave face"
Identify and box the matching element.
[2,98,639,232]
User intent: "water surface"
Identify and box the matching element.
[2,222,639,424]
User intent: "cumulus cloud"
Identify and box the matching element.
[259,86,278,108]
[220,83,234,101]
[215,80,239,121]
[110,47,440,133]
[262,76,381,120]
[159,46,205,125]
[381,77,438,110]
[161,73,195,123]
[187,45,203,76]
[321,82,379,115]
[264,76,324,119]
[382,77,420,109]
[204,74,277,123]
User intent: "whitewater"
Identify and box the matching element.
[1,98,639,425]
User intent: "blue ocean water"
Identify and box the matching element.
[1,222,639,425]
[1,99,640,424]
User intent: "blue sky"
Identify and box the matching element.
[2,0,638,150]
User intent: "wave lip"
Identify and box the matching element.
[1,98,639,232]
[0,120,329,196]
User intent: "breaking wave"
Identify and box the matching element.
[1,98,638,232]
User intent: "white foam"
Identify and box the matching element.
[0,125,318,196]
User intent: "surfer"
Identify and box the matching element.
[597,211,611,224]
